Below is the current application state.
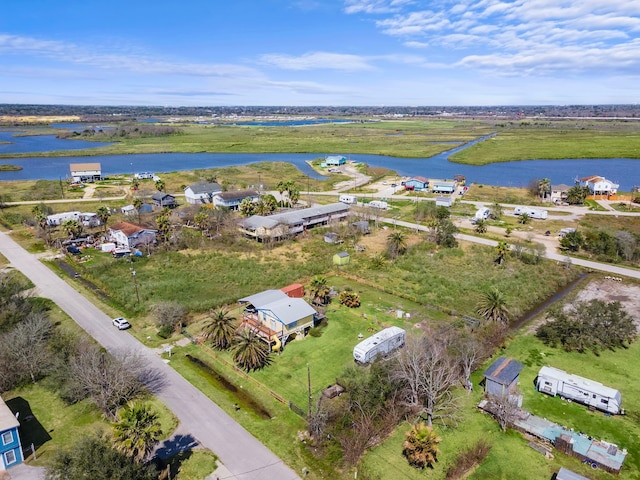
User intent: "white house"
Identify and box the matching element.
[70,163,102,183]
[213,190,259,209]
[550,184,572,204]
[579,175,619,197]
[184,182,222,204]
[108,221,157,250]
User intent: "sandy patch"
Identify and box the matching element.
[573,277,640,320]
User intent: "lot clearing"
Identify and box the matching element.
[574,277,640,322]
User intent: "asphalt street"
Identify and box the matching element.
[0,231,300,480]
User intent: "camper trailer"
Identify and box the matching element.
[536,366,623,415]
[353,326,406,364]
[368,200,388,210]
[513,206,548,220]
[339,194,357,204]
[46,211,81,226]
[474,207,490,221]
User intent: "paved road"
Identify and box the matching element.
[0,231,299,480]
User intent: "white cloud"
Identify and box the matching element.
[344,0,414,15]
[259,51,375,71]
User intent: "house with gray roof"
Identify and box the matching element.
[238,202,350,241]
[184,182,222,204]
[239,289,318,346]
[213,189,259,209]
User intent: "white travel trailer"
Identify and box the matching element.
[339,194,357,204]
[513,206,548,220]
[536,366,623,415]
[46,211,81,226]
[474,207,490,221]
[353,326,406,364]
[368,200,388,210]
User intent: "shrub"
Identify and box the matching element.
[445,440,492,479]
[157,325,173,339]
[339,291,361,308]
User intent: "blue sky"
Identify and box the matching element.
[1,0,639,106]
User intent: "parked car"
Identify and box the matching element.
[66,245,81,255]
[112,317,131,330]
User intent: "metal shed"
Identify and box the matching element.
[483,357,524,398]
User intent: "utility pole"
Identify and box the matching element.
[307,363,312,417]
[131,268,140,304]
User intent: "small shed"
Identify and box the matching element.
[324,232,339,243]
[333,251,350,266]
[281,283,305,298]
[325,155,346,166]
[483,357,523,398]
[555,467,591,480]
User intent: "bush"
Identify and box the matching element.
[339,291,361,308]
[445,440,492,479]
[157,325,173,339]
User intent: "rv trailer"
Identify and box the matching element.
[339,194,357,204]
[513,206,548,219]
[536,366,623,414]
[353,326,406,364]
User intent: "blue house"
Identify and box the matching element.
[0,396,23,471]
[325,155,346,166]
[404,176,429,191]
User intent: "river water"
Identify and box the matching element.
[0,130,637,190]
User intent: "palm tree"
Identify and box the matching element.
[490,202,503,220]
[96,206,111,233]
[261,194,278,213]
[61,219,83,239]
[474,219,487,234]
[538,178,551,201]
[156,214,171,244]
[386,231,407,259]
[309,276,330,306]
[495,241,510,264]
[518,212,531,225]
[232,328,272,372]
[476,287,510,325]
[133,198,143,224]
[112,403,163,463]
[202,308,237,350]
[32,204,50,245]
[154,179,165,192]
[239,197,256,216]
[194,211,209,231]
[402,422,441,470]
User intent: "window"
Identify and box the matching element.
[4,449,16,465]
[601,399,609,404]
[1,431,13,445]
[544,381,551,386]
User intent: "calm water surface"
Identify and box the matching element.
[0,131,637,190]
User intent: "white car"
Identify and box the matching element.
[112,317,131,330]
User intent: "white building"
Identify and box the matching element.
[579,175,619,197]
[184,182,222,204]
[70,163,102,183]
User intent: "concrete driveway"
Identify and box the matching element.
[0,231,299,480]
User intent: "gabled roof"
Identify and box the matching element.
[0,396,19,432]
[483,357,523,386]
[110,221,145,236]
[186,182,221,194]
[70,162,101,171]
[551,184,572,191]
[239,203,350,230]
[152,192,175,201]
[407,176,429,183]
[215,189,258,201]
[260,297,317,326]
[239,289,288,308]
[580,175,605,183]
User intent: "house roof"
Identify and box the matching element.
[407,176,429,183]
[580,175,604,183]
[551,184,572,191]
[110,221,145,236]
[152,192,175,201]
[483,357,524,385]
[70,162,101,171]
[556,467,591,480]
[281,283,304,295]
[0,396,19,432]
[186,182,221,194]
[239,203,350,231]
[215,189,258,201]
[260,297,317,326]
[326,155,346,161]
[239,289,288,308]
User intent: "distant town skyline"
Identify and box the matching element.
[1,0,639,106]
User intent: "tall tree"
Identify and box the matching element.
[239,197,256,216]
[202,308,237,350]
[386,231,407,260]
[476,288,510,325]
[154,179,165,192]
[96,206,111,233]
[402,422,441,469]
[495,241,510,265]
[538,178,551,201]
[490,202,503,220]
[474,219,487,234]
[61,219,83,239]
[232,328,272,372]
[112,404,163,463]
